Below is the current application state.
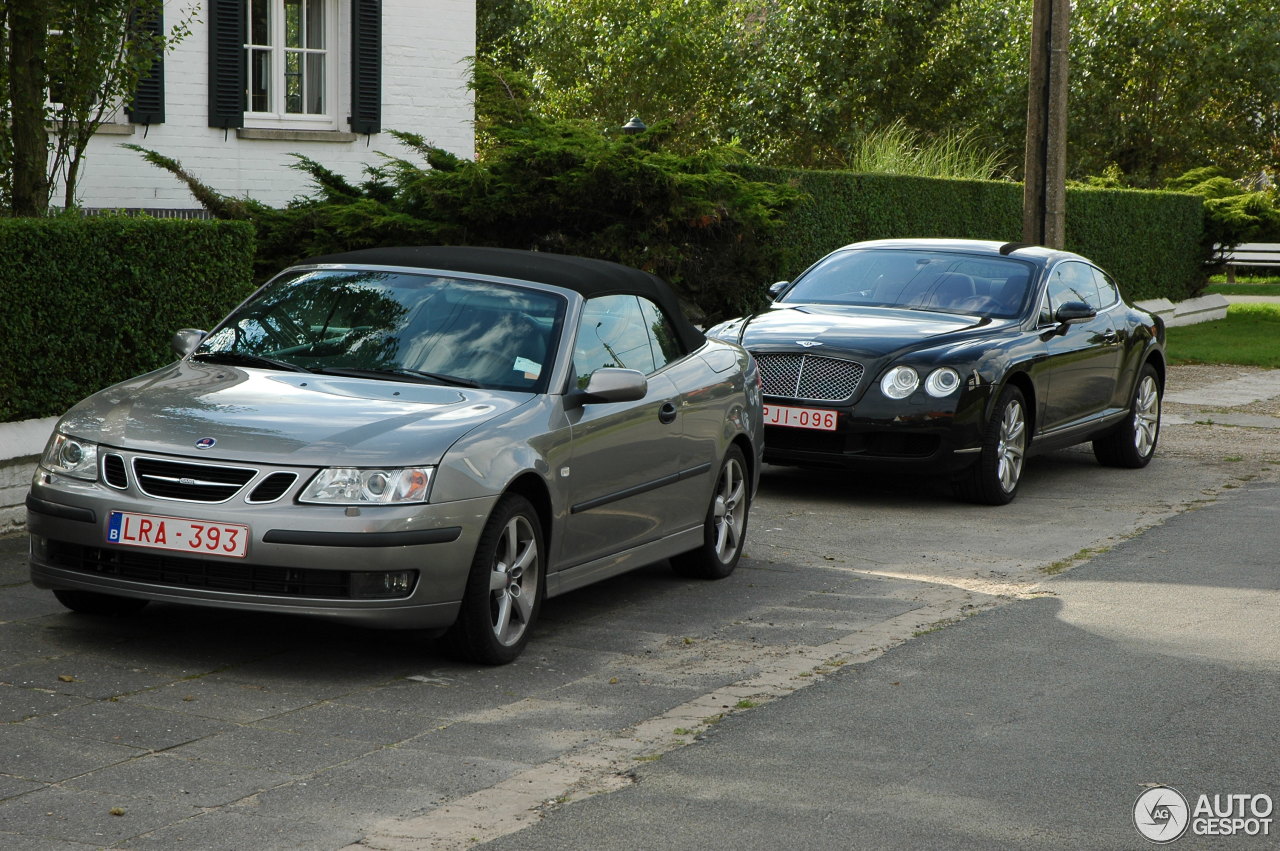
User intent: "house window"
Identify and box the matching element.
[209,0,381,133]
[245,0,335,124]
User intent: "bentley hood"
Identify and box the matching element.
[730,304,1006,357]
[53,361,532,467]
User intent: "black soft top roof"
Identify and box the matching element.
[301,245,705,351]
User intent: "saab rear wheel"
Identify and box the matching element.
[1093,363,1161,468]
[672,444,750,579]
[53,589,149,615]
[955,384,1027,506]
[443,494,544,665]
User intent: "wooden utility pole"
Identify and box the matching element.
[1022,0,1069,249]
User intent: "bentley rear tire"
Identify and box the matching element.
[1093,363,1162,468]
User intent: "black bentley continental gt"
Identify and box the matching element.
[708,239,1166,504]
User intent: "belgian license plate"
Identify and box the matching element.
[107,511,249,559]
[763,404,838,431]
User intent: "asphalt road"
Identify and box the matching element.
[1,364,1277,850]
[480,477,1280,851]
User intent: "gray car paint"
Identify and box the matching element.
[27,266,762,631]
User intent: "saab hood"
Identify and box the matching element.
[54,361,532,467]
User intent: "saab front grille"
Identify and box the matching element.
[248,472,298,503]
[132,457,257,502]
[102,454,128,489]
[754,353,864,402]
[46,540,414,599]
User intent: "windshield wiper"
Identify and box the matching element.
[311,367,481,388]
[192,351,312,373]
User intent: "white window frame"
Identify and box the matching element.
[243,0,342,130]
[45,27,130,127]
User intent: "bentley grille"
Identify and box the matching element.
[753,352,864,402]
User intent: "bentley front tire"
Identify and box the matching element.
[954,384,1028,506]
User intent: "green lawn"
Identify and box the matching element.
[1205,281,1280,296]
[1166,303,1280,368]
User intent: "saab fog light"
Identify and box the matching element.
[925,367,962,397]
[880,366,920,400]
[41,433,99,481]
[349,570,418,599]
[299,467,434,504]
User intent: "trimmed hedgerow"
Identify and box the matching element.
[744,166,1205,302]
[0,215,255,422]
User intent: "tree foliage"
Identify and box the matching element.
[494,0,1280,184]
[1164,166,1280,263]
[132,77,798,322]
[0,0,191,215]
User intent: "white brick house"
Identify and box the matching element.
[60,0,476,212]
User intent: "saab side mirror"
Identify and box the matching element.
[171,329,208,357]
[767,281,790,300]
[572,368,648,405]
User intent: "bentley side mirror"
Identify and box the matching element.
[571,368,648,405]
[767,281,790,300]
[171,329,208,357]
[1053,301,1096,325]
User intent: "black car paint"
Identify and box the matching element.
[714,241,1165,474]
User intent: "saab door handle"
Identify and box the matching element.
[658,401,678,425]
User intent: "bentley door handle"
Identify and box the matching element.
[658,402,678,424]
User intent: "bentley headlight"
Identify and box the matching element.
[924,367,962,398]
[299,467,434,504]
[880,366,920,400]
[41,433,99,480]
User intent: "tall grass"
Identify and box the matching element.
[839,120,1006,180]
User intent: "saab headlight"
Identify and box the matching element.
[880,366,920,400]
[299,467,434,504]
[41,433,99,481]
[924,367,962,398]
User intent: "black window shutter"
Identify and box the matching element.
[126,5,165,124]
[208,0,245,128]
[350,0,382,134]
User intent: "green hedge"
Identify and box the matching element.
[1064,186,1205,301]
[0,216,255,422]
[744,167,1205,302]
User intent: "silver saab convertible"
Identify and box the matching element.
[27,247,763,664]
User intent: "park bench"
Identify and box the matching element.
[1221,243,1280,282]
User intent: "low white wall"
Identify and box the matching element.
[0,416,58,533]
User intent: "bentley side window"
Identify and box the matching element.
[1048,262,1102,311]
[1093,268,1120,308]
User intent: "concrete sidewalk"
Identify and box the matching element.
[479,479,1280,850]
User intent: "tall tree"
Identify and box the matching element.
[499,0,1280,181]
[1,0,189,215]
[4,0,51,216]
